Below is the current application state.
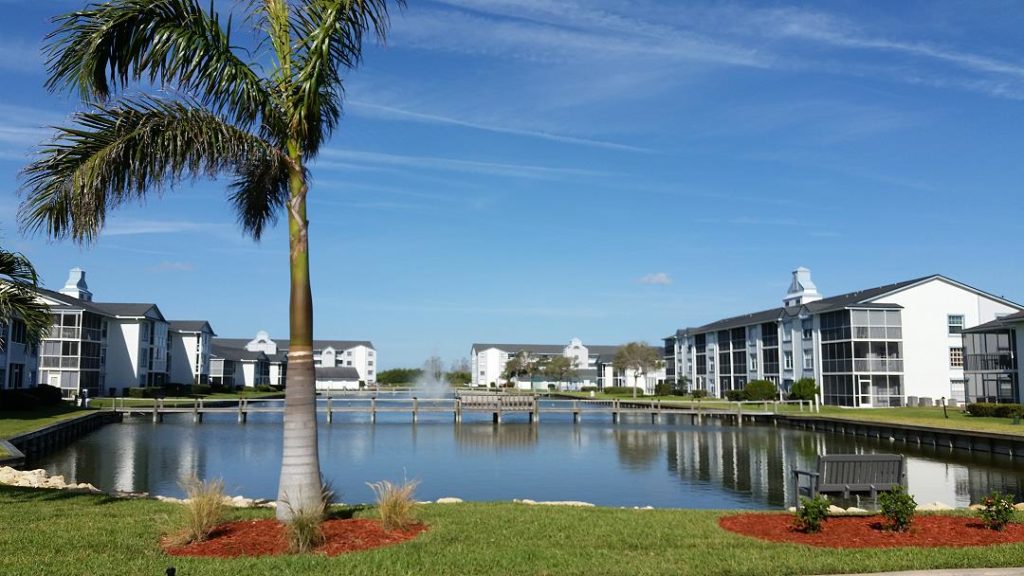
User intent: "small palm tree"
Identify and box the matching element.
[18,0,402,520]
[0,246,52,349]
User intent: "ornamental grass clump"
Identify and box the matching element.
[794,494,830,533]
[879,485,916,532]
[282,481,334,553]
[368,479,420,531]
[978,492,1016,531]
[174,476,225,545]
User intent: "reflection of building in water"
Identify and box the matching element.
[613,429,664,470]
[664,424,1023,507]
[453,423,538,451]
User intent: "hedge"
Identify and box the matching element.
[127,387,163,399]
[965,403,1024,418]
[602,386,644,395]
[0,385,65,411]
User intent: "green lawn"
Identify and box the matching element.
[808,406,1024,436]
[90,390,285,409]
[0,486,1021,576]
[0,405,94,440]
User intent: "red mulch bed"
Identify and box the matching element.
[164,519,427,558]
[720,513,1024,548]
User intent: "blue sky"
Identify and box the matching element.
[1,0,1022,369]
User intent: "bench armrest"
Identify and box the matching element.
[792,469,819,478]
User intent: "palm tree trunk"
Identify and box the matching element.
[277,153,322,521]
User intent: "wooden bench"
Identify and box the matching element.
[792,454,905,507]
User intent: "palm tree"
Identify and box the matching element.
[18,0,402,521]
[0,246,52,349]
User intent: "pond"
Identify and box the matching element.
[32,406,1024,509]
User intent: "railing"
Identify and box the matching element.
[965,354,1016,372]
[39,356,80,368]
[853,359,903,372]
[48,326,81,339]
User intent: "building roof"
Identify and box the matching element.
[965,310,1024,333]
[169,320,216,335]
[471,343,625,358]
[315,366,361,380]
[307,340,375,352]
[683,275,945,334]
[90,302,165,320]
[210,343,266,362]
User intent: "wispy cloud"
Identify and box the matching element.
[0,37,41,74]
[148,261,195,273]
[347,100,654,153]
[639,272,672,286]
[102,219,230,237]
[317,148,610,180]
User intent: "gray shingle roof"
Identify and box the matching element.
[316,366,361,380]
[472,343,625,358]
[965,310,1024,333]
[90,302,165,320]
[211,343,266,362]
[169,320,216,335]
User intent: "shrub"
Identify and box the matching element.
[27,385,64,406]
[580,386,598,392]
[127,387,163,398]
[173,476,225,545]
[602,386,643,396]
[282,481,334,553]
[966,403,1024,418]
[724,389,746,402]
[795,494,830,533]
[547,384,556,391]
[0,389,39,411]
[190,384,212,396]
[367,479,419,531]
[789,378,818,401]
[978,491,1016,531]
[690,389,708,399]
[254,384,275,393]
[654,383,673,396]
[879,485,916,532]
[744,380,777,401]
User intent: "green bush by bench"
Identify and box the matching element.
[966,403,1024,418]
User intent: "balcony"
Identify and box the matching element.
[48,326,81,339]
[853,359,903,372]
[39,356,80,369]
[965,354,1016,372]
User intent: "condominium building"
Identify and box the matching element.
[962,311,1023,403]
[664,268,1022,407]
[34,268,173,397]
[0,317,39,390]
[212,331,376,388]
[168,321,217,385]
[471,338,665,392]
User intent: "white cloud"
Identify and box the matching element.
[639,272,672,286]
[348,100,654,153]
[317,148,610,180]
[102,219,230,237]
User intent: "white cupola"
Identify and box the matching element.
[59,267,93,302]
[783,267,822,308]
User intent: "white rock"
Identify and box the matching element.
[516,499,537,505]
[1014,503,1024,511]
[968,504,986,511]
[916,501,953,511]
[828,505,846,515]
[787,506,797,513]
[535,501,595,507]
[844,507,869,514]
[435,497,463,504]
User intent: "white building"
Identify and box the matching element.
[0,317,39,390]
[212,331,376,388]
[168,321,216,385]
[471,338,665,393]
[962,310,1023,404]
[34,268,173,397]
[664,268,1022,407]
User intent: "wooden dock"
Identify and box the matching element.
[107,395,808,426]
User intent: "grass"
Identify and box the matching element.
[173,477,226,545]
[90,390,285,409]
[367,479,419,530]
[558,392,1024,436]
[1,485,1023,576]
[0,444,8,458]
[0,405,93,439]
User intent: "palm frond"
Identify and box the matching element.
[0,249,51,348]
[290,0,402,155]
[45,0,272,127]
[19,96,290,243]
[228,153,292,240]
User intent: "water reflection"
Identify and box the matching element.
[31,413,1024,508]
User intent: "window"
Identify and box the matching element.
[802,318,813,340]
[949,347,964,368]
[948,315,964,335]
[782,322,792,342]
[803,349,813,370]
[749,352,757,371]
[783,351,793,370]
[10,320,26,344]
